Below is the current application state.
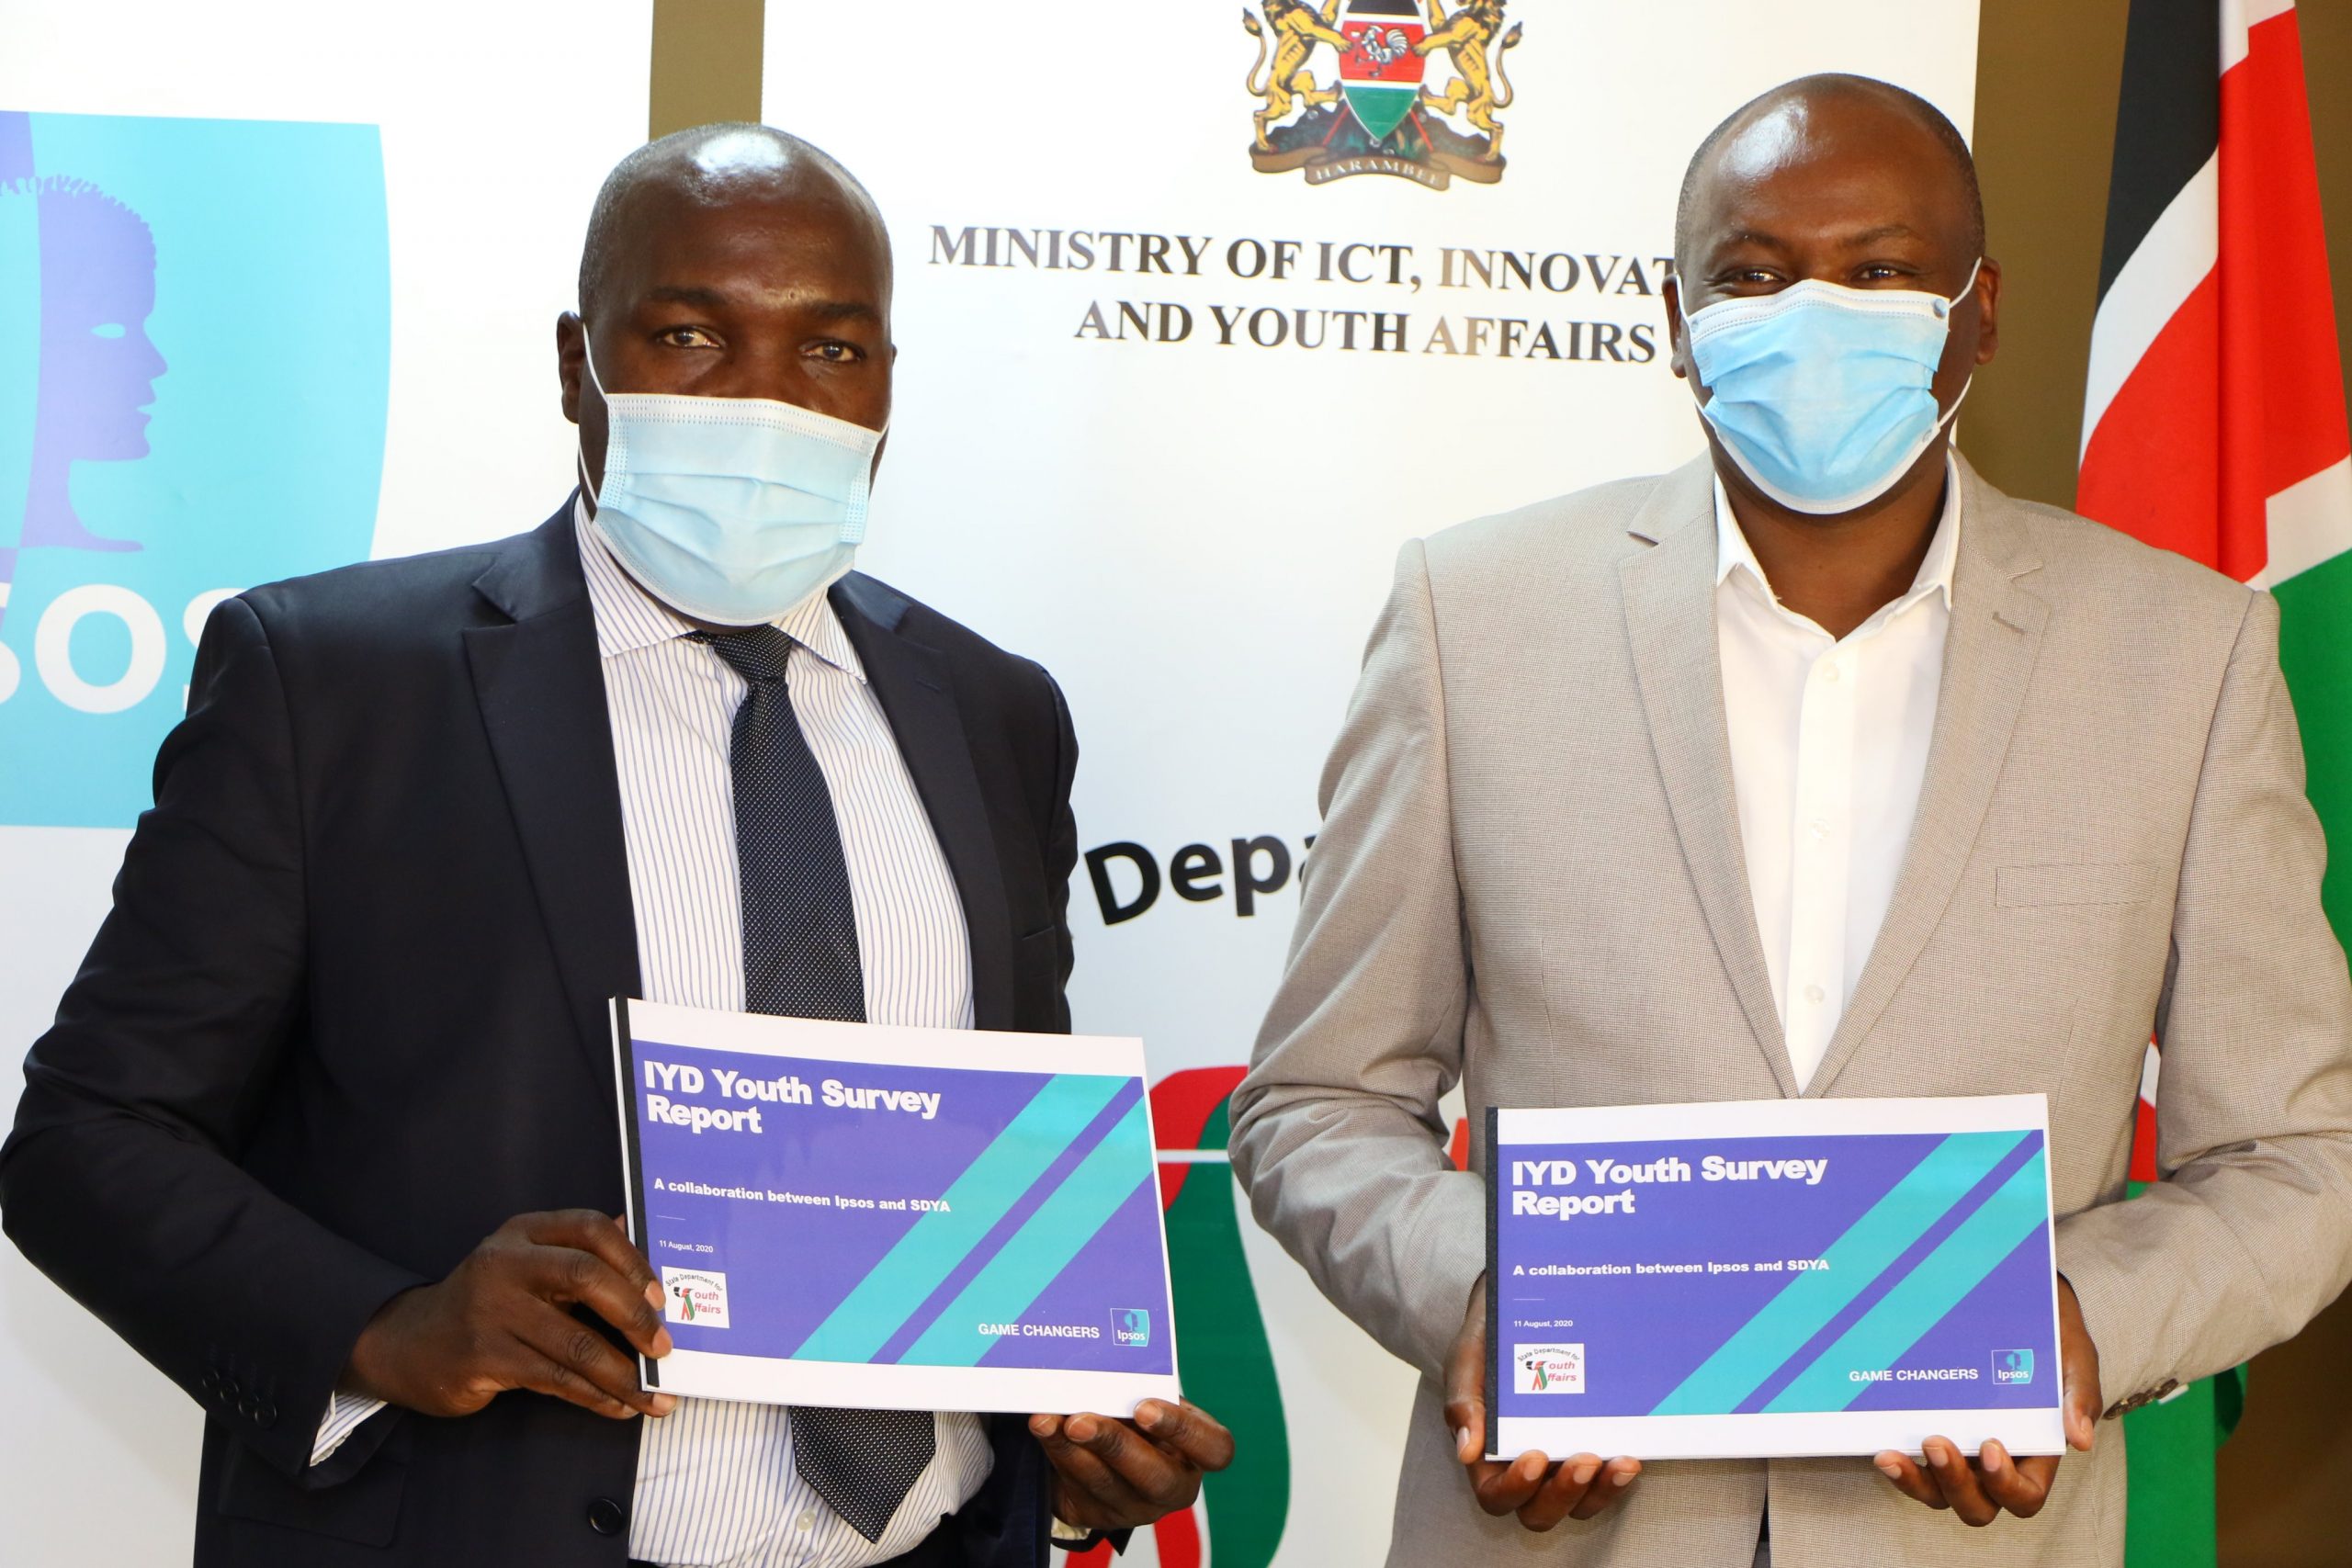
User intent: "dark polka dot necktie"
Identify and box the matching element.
[696,627,936,1543]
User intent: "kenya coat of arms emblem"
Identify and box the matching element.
[1242,0,1522,189]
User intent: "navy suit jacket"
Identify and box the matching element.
[2,504,1080,1566]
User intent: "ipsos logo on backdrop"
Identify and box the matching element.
[0,110,388,828]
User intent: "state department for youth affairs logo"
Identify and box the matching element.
[1513,1342,1584,1394]
[663,1268,732,1329]
[1241,0,1524,189]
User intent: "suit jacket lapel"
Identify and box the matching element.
[832,574,1018,1032]
[463,506,642,1082]
[1809,459,2050,1096]
[1620,457,1797,1096]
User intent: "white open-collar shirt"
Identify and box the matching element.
[1713,457,1960,1092]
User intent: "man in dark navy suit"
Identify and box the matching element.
[1,124,1229,1566]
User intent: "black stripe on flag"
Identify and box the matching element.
[2097,0,2221,306]
[1349,0,1423,14]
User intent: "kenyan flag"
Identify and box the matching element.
[1068,1067,1288,1568]
[1336,0,1427,144]
[2080,5,2350,1566]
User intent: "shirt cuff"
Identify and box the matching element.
[311,1391,389,1466]
[1049,1517,1096,1543]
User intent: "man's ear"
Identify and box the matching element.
[1969,257,2002,367]
[557,311,585,425]
[1663,276,1692,383]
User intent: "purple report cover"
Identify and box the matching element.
[613,998,1183,1416]
[1487,1096,2064,1461]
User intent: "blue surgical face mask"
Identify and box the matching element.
[578,332,883,626]
[1684,262,1979,515]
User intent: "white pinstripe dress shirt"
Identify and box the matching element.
[317,502,994,1565]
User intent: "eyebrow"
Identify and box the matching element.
[644,284,733,309]
[805,299,882,324]
[1841,223,1927,247]
[1709,222,1932,261]
[640,284,881,323]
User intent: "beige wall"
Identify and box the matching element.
[645,1,2352,1557]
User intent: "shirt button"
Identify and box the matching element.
[585,1496,627,1536]
[1804,984,1826,1006]
[1809,818,1830,840]
[1820,662,1842,682]
[796,1510,818,1531]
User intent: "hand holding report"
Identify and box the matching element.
[613,998,1182,1416]
[1485,1096,2065,1464]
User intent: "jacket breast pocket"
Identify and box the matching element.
[1996,861,2166,908]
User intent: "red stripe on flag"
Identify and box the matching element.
[2130,1093,2161,1186]
[1152,1503,1205,1568]
[1149,1066,1248,1208]
[2079,267,2226,570]
[2220,11,2352,511]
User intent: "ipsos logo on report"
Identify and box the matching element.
[1112,1308,1153,1348]
[1993,1348,2036,1385]
[0,109,387,828]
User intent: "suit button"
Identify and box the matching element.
[586,1497,627,1536]
[255,1400,279,1429]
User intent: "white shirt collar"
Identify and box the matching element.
[571,492,866,683]
[1713,452,1962,621]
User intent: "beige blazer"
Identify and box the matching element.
[1229,455,2352,1567]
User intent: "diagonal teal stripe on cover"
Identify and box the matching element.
[1763,1149,2052,1414]
[1651,1130,2027,1415]
[793,1072,1127,1361]
[900,1099,1154,1367]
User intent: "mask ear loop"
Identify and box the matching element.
[1932,259,1986,439]
[575,319,607,509]
[1947,257,1984,310]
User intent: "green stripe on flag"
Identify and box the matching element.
[2276,551,2352,938]
[793,1072,1125,1362]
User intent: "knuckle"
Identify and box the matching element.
[564,1326,604,1369]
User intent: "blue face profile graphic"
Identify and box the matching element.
[1114,1308,1153,1348]
[1994,1348,2035,1384]
[0,110,390,828]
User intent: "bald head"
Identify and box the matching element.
[577,123,888,320]
[1673,74,1983,277]
[559,123,898,506]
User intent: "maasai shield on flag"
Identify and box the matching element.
[1337,0,1427,145]
[2079,4,2351,1566]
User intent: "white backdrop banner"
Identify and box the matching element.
[0,3,653,1560]
[0,1,1976,1561]
[761,4,1978,1563]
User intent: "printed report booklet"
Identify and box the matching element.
[1487,1095,2064,1461]
[612,998,1182,1416]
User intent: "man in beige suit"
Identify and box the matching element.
[1229,73,2352,1567]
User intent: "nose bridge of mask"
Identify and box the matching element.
[1690,282,1946,367]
